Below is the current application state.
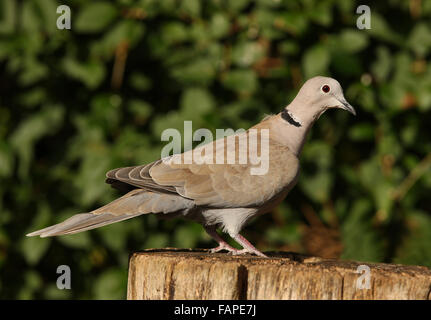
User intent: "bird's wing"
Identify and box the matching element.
[149,133,299,208]
[105,126,299,209]
[105,161,178,194]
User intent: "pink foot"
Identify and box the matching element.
[205,226,238,254]
[209,242,238,253]
[232,234,267,257]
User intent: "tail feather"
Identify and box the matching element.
[26,213,106,237]
[26,189,194,238]
[26,212,144,238]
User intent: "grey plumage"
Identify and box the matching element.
[27,76,356,257]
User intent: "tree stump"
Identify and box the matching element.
[127,248,431,300]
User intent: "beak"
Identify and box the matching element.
[336,98,356,116]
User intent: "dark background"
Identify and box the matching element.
[0,0,430,299]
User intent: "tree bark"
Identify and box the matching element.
[127,248,431,300]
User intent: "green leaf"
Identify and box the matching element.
[90,93,122,130]
[0,142,12,178]
[349,123,375,141]
[338,30,369,53]
[367,13,403,44]
[129,73,152,91]
[92,20,145,58]
[94,268,127,299]
[181,87,215,117]
[222,69,258,93]
[225,0,250,14]
[173,224,202,248]
[9,105,64,178]
[75,2,117,33]
[97,222,128,251]
[331,52,362,76]
[276,12,308,35]
[144,233,169,248]
[43,284,72,299]
[171,58,216,85]
[17,271,42,299]
[307,3,332,26]
[72,149,112,206]
[408,23,431,57]
[180,0,201,17]
[210,13,230,39]
[394,211,431,268]
[303,45,330,78]
[129,100,153,121]
[58,232,92,249]
[62,58,106,88]
[300,171,332,203]
[19,58,49,85]
[371,46,392,82]
[0,0,16,34]
[162,22,188,45]
[341,199,384,262]
[300,142,333,202]
[232,42,265,67]
[33,0,58,34]
[20,237,51,265]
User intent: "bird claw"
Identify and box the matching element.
[209,243,237,253]
[209,244,267,257]
[229,249,247,256]
[228,249,268,258]
[230,248,267,258]
[209,246,225,253]
[205,228,267,257]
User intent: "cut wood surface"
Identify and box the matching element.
[127,248,431,300]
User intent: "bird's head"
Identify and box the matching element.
[267,76,356,155]
[283,76,356,127]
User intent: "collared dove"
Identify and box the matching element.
[27,76,355,257]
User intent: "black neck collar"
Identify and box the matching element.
[281,109,301,127]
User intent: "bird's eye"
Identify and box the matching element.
[322,85,330,93]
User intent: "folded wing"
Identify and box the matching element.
[106,130,299,208]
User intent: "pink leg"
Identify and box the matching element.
[232,234,267,257]
[204,226,239,253]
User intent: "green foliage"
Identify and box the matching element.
[75,2,118,33]
[1,0,431,299]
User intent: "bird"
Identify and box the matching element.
[27,76,356,257]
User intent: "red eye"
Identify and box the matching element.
[322,85,330,93]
